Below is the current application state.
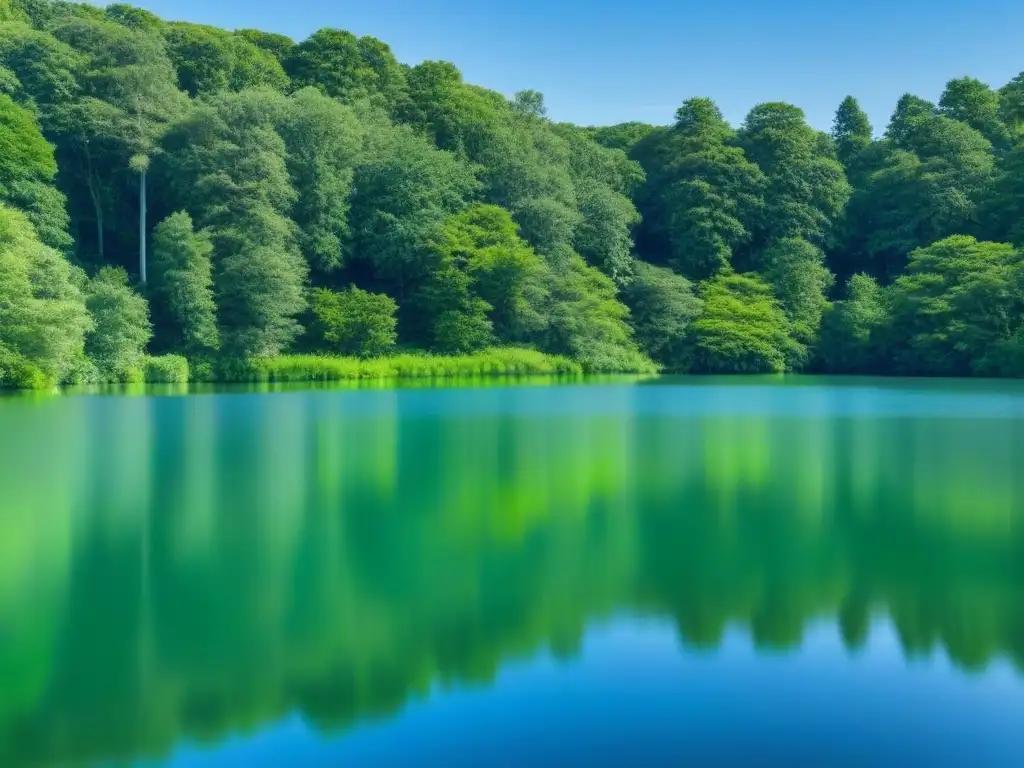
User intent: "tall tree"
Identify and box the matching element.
[736,102,850,255]
[831,96,872,168]
[633,97,765,280]
[150,210,218,359]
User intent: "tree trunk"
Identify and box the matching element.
[139,170,147,285]
[83,146,104,260]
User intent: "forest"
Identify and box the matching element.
[1,0,1024,387]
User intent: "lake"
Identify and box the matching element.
[2,376,1024,767]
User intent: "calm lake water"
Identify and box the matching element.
[2,376,1024,767]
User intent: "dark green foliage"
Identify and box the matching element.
[309,286,397,357]
[817,274,887,373]
[284,29,407,112]
[831,96,872,168]
[633,98,765,280]
[621,260,702,370]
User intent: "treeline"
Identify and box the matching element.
[0,0,1022,387]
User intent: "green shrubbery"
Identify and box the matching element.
[143,354,189,383]
[240,348,584,382]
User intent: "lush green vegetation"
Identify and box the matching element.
[1,1,1023,386]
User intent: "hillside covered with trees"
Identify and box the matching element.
[1,0,1023,387]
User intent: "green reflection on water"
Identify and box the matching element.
[0,379,1023,766]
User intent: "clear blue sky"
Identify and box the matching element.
[112,0,1024,133]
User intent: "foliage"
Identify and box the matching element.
[1,5,1024,383]
[885,235,1024,376]
[0,203,89,387]
[817,273,887,373]
[689,272,799,373]
[142,353,188,383]
[621,260,702,370]
[309,286,398,357]
[244,348,583,381]
[150,211,218,358]
[83,265,151,381]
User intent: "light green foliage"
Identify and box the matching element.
[0,93,69,249]
[246,348,582,382]
[886,235,1024,376]
[0,203,89,387]
[419,204,548,350]
[543,255,653,372]
[621,259,702,370]
[276,87,361,272]
[83,266,151,381]
[690,272,799,373]
[737,102,850,249]
[1,4,1023,382]
[817,273,887,373]
[284,29,407,112]
[150,211,218,358]
[757,238,834,364]
[310,286,397,358]
[142,353,188,383]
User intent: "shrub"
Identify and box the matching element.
[143,354,190,383]
[310,286,398,357]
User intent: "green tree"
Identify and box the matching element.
[621,259,702,370]
[757,237,834,364]
[737,102,850,251]
[160,89,307,358]
[817,273,887,373]
[886,235,1024,376]
[543,255,650,372]
[162,22,287,97]
[150,211,218,359]
[0,203,89,387]
[83,265,151,381]
[284,29,407,112]
[276,87,362,273]
[831,96,872,168]
[938,76,1010,149]
[348,124,479,297]
[0,93,69,249]
[689,272,798,373]
[309,286,397,357]
[633,98,765,280]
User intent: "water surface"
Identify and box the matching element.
[2,376,1024,766]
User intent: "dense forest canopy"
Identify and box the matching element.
[1,0,1023,386]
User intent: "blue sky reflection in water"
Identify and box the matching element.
[1,377,1023,767]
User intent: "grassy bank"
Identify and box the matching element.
[237,348,589,383]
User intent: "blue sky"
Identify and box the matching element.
[113,0,1024,133]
